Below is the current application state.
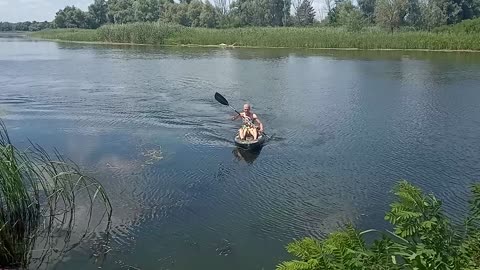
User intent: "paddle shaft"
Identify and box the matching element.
[230,105,241,116]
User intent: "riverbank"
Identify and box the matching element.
[30,23,480,51]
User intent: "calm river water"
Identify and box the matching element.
[1,33,480,270]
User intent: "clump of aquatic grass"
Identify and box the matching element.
[97,22,185,44]
[0,120,112,268]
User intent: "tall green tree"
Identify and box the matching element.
[270,0,291,26]
[358,0,376,22]
[449,0,480,21]
[0,22,14,31]
[214,0,230,15]
[295,0,316,25]
[471,0,480,17]
[230,0,290,26]
[88,0,108,28]
[54,6,89,28]
[0,21,49,32]
[374,0,408,32]
[199,1,218,27]
[404,0,422,27]
[419,0,448,29]
[187,0,204,26]
[338,1,367,30]
[107,0,135,24]
[133,0,160,22]
[161,3,190,26]
[230,0,271,26]
[14,22,32,31]
[327,0,348,24]
[444,0,463,23]
[28,21,52,31]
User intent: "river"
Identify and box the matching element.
[1,33,480,270]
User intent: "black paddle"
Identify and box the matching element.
[214,92,241,115]
[214,92,270,138]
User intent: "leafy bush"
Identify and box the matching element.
[277,180,480,270]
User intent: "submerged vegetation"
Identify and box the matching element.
[0,121,112,268]
[31,22,480,51]
[277,180,480,270]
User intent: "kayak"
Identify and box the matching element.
[234,134,265,150]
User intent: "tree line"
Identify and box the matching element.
[1,0,479,32]
[46,0,304,28]
[0,21,52,32]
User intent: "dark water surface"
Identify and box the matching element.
[1,33,480,270]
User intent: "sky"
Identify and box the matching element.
[0,0,327,23]
[0,0,92,22]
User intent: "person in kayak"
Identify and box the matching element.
[231,103,264,140]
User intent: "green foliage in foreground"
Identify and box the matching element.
[277,180,480,270]
[31,23,480,50]
[0,120,112,268]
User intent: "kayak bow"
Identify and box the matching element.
[234,134,265,150]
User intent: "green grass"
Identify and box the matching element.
[0,120,112,268]
[31,22,480,51]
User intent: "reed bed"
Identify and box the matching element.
[97,22,184,44]
[30,28,99,42]
[171,27,480,50]
[31,23,480,51]
[0,120,112,268]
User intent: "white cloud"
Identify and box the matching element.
[0,0,91,22]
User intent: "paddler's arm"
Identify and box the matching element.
[231,113,242,121]
[254,115,264,133]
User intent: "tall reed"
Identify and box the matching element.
[0,120,112,268]
[97,22,184,44]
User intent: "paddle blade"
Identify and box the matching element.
[214,92,229,106]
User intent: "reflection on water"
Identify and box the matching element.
[1,35,480,270]
[232,147,262,164]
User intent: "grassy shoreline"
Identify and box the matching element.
[30,23,480,52]
[30,37,480,53]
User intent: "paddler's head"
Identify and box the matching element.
[243,103,251,113]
